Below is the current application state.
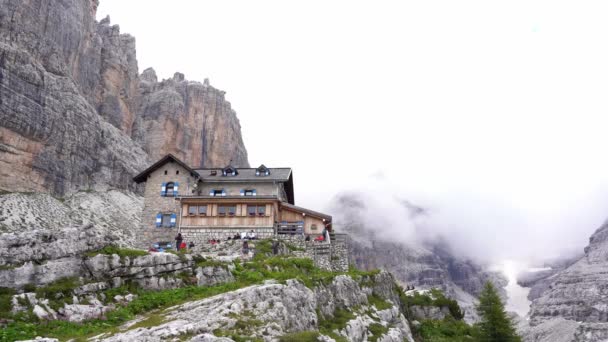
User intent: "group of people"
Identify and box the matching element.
[226,230,257,241]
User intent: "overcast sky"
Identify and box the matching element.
[98,0,608,265]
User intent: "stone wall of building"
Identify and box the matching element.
[181,227,275,246]
[137,162,197,248]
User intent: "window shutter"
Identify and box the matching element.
[240,189,245,196]
[155,213,162,228]
[222,189,226,197]
[161,182,166,197]
[170,213,177,227]
[209,190,215,196]
[174,182,179,197]
[253,189,257,196]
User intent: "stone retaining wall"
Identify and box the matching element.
[180,227,275,245]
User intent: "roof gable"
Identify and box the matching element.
[133,154,198,183]
[222,165,238,176]
[256,164,270,176]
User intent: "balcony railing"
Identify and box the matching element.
[275,221,304,235]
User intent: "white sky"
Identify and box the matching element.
[98,0,608,264]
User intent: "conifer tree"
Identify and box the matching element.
[475,282,521,342]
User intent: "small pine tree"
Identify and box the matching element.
[475,282,521,342]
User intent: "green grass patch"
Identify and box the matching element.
[318,307,355,336]
[193,256,228,269]
[1,281,251,341]
[278,331,321,342]
[85,246,148,259]
[0,287,16,319]
[367,294,393,311]
[34,277,79,310]
[127,312,168,330]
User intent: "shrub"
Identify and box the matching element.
[417,317,479,341]
[368,323,389,342]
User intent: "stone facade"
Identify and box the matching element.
[181,227,275,246]
[136,161,197,248]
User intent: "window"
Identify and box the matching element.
[166,182,175,196]
[164,170,168,175]
[222,165,238,176]
[188,205,197,216]
[176,170,179,175]
[211,189,224,197]
[248,205,266,216]
[311,224,318,231]
[161,214,172,228]
[243,189,256,196]
[218,206,236,216]
[198,205,207,216]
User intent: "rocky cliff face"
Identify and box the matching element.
[0,0,248,196]
[134,69,249,168]
[520,220,608,341]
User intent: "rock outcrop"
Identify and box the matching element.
[94,272,414,342]
[0,0,249,196]
[0,190,142,266]
[519,220,608,341]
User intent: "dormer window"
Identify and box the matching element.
[222,165,238,176]
[210,189,226,197]
[241,189,257,196]
[256,164,270,176]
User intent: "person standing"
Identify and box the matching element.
[272,240,279,255]
[175,233,183,251]
[242,240,250,256]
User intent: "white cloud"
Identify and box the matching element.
[98,0,608,263]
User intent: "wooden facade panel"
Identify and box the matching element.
[280,208,326,235]
[181,202,275,228]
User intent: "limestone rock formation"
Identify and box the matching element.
[0,191,142,266]
[94,272,414,342]
[519,220,608,341]
[134,69,249,168]
[0,0,249,196]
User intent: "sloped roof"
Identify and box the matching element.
[280,202,332,222]
[194,167,292,182]
[133,154,199,183]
